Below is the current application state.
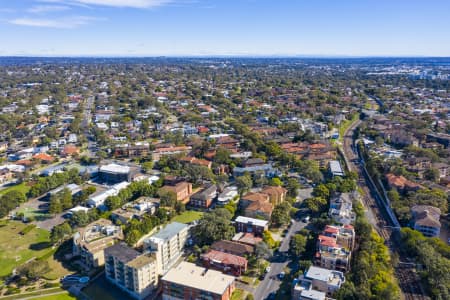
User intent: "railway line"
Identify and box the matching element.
[341,119,430,300]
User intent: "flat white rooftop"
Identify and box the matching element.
[100,163,130,174]
[162,262,235,295]
[235,216,268,227]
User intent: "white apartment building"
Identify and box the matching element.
[144,222,188,275]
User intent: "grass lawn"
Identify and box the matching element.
[231,288,247,300]
[33,292,76,300]
[16,206,49,221]
[0,182,30,196]
[43,240,75,280]
[0,287,66,300]
[0,221,52,277]
[338,114,359,142]
[171,210,203,224]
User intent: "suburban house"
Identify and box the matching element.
[202,250,248,276]
[411,205,441,237]
[0,168,13,184]
[217,186,239,205]
[292,266,345,299]
[260,186,287,205]
[329,160,345,177]
[240,192,270,209]
[161,262,235,300]
[211,240,254,257]
[385,173,422,193]
[328,193,356,225]
[233,164,281,179]
[152,146,192,162]
[111,197,159,224]
[189,184,217,208]
[114,143,150,158]
[179,156,212,169]
[234,216,269,236]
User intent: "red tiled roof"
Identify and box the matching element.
[324,225,339,234]
[318,235,337,248]
[33,153,54,162]
[202,250,247,267]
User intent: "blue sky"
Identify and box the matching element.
[0,0,449,56]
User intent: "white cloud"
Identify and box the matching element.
[39,0,174,8]
[28,5,71,13]
[9,15,101,28]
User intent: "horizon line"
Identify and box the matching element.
[1,54,450,59]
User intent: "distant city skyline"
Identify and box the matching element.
[0,0,449,57]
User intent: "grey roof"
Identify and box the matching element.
[191,184,217,200]
[233,164,274,173]
[104,243,141,263]
[149,222,187,241]
[329,160,344,175]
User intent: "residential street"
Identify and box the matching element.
[253,219,308,300]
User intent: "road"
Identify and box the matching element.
[341,118,429,300]
[82,96,97,157]
[253,219,308,300]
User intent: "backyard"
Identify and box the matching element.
[171,210,203,224]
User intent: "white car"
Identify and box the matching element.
[265,266,271,273]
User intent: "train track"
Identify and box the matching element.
[342,120,430,300]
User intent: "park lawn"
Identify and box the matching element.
[43,255,72,280]
[0,287,65,300]
[0,182,30,196]
[43,241,74,280]
[33,292,76,300]
[0,221,52,277]
[171,210,203,224]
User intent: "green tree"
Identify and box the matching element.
[159,190,177,208]
[60,188,73,210]
[105,195,122,211]
[255,241,273,259]
[290,234,307,257]
[286,178,301,198]
[50,222,72,244]
[236,174,253,194]
[49,196,62,214]
[271,202,291,227]
[269,177,282,186]
[141,161,154,173]
[192,209,235,246]
[423,168,440,182]
[17,260,50,280]
[304,196,328,213]
[313,184,330,199]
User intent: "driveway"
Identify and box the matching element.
[253,219,308,300]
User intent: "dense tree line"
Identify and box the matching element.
[400,228,450,299]
[28,168,81,198]
[336,202,400,300]
[105,180,157,211]
[0,190,27,218]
